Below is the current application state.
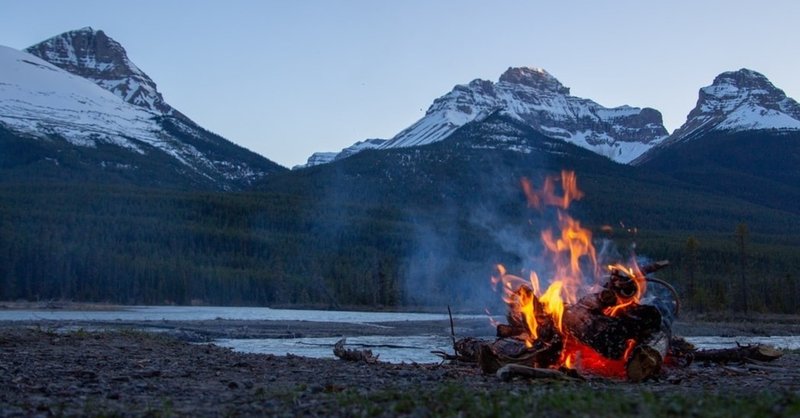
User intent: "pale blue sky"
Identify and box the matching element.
[1,0,797,167]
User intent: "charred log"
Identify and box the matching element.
[496,323,526,339]
[562,300,662,359]
[607,267,638,299]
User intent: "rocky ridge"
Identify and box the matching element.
[301,67,669,167]
[26,27,174,116]
[660,68,800,145]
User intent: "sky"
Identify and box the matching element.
[1,0,798,168]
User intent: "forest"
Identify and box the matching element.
[1,174,798,314]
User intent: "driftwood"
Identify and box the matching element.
[333,338,379,363]
[693,344,782,364]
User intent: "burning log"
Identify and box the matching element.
[482,259,675,381]
[333,338,379,363]
[471,170,719,381]
[561,296,662,359]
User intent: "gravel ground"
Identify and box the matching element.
[1,323,799,417]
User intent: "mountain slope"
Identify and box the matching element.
[263,112,797,233]
[0,30,285,189]
[639,129,800,215]
[300,67,668,167]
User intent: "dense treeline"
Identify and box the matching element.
[0,178,799,313]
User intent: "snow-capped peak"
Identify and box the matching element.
[311,67,668,165]
[0,42,282,188]
[25,27,172,114]
[665,68,800,144]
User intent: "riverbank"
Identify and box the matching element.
[1,327,798,417]
[3,313,800,345]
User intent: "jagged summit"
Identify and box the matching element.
[25,27,173,115]
[300,67,668,167]
[499,67,570,95]
[665,68,800,144]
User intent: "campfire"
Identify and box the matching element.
[477,170,675,381]
[334,170,783,381]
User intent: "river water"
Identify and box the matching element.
[2,306,798,364]
[0,306,482,323]
[215,334,800,364]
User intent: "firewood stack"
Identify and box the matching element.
[458,261,676,382]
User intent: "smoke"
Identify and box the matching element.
[399,165,552,312]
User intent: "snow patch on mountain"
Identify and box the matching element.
[665,68,800,144]
[306,67,668,165]
[0,45,223,172]
[296,138,388,169]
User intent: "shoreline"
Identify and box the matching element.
[2,312,800,341]
[1,326,799,416]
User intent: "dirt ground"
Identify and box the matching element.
[1,319,799,417]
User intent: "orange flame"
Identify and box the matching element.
[521,171,584,210]
[603,263,648,317]
[498,170,596,339]
[492,170,647,376]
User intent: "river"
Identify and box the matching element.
[2,306,798,364]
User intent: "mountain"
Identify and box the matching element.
[647,69,800,150]
[636,69,800,214]
[0,28,285,189]
[299,67,668,167]
[297,138,387,169]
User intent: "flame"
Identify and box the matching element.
[603,263,647,317]
[496,171,596,340]
[492,170,647,376]
[521,171,584,210]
